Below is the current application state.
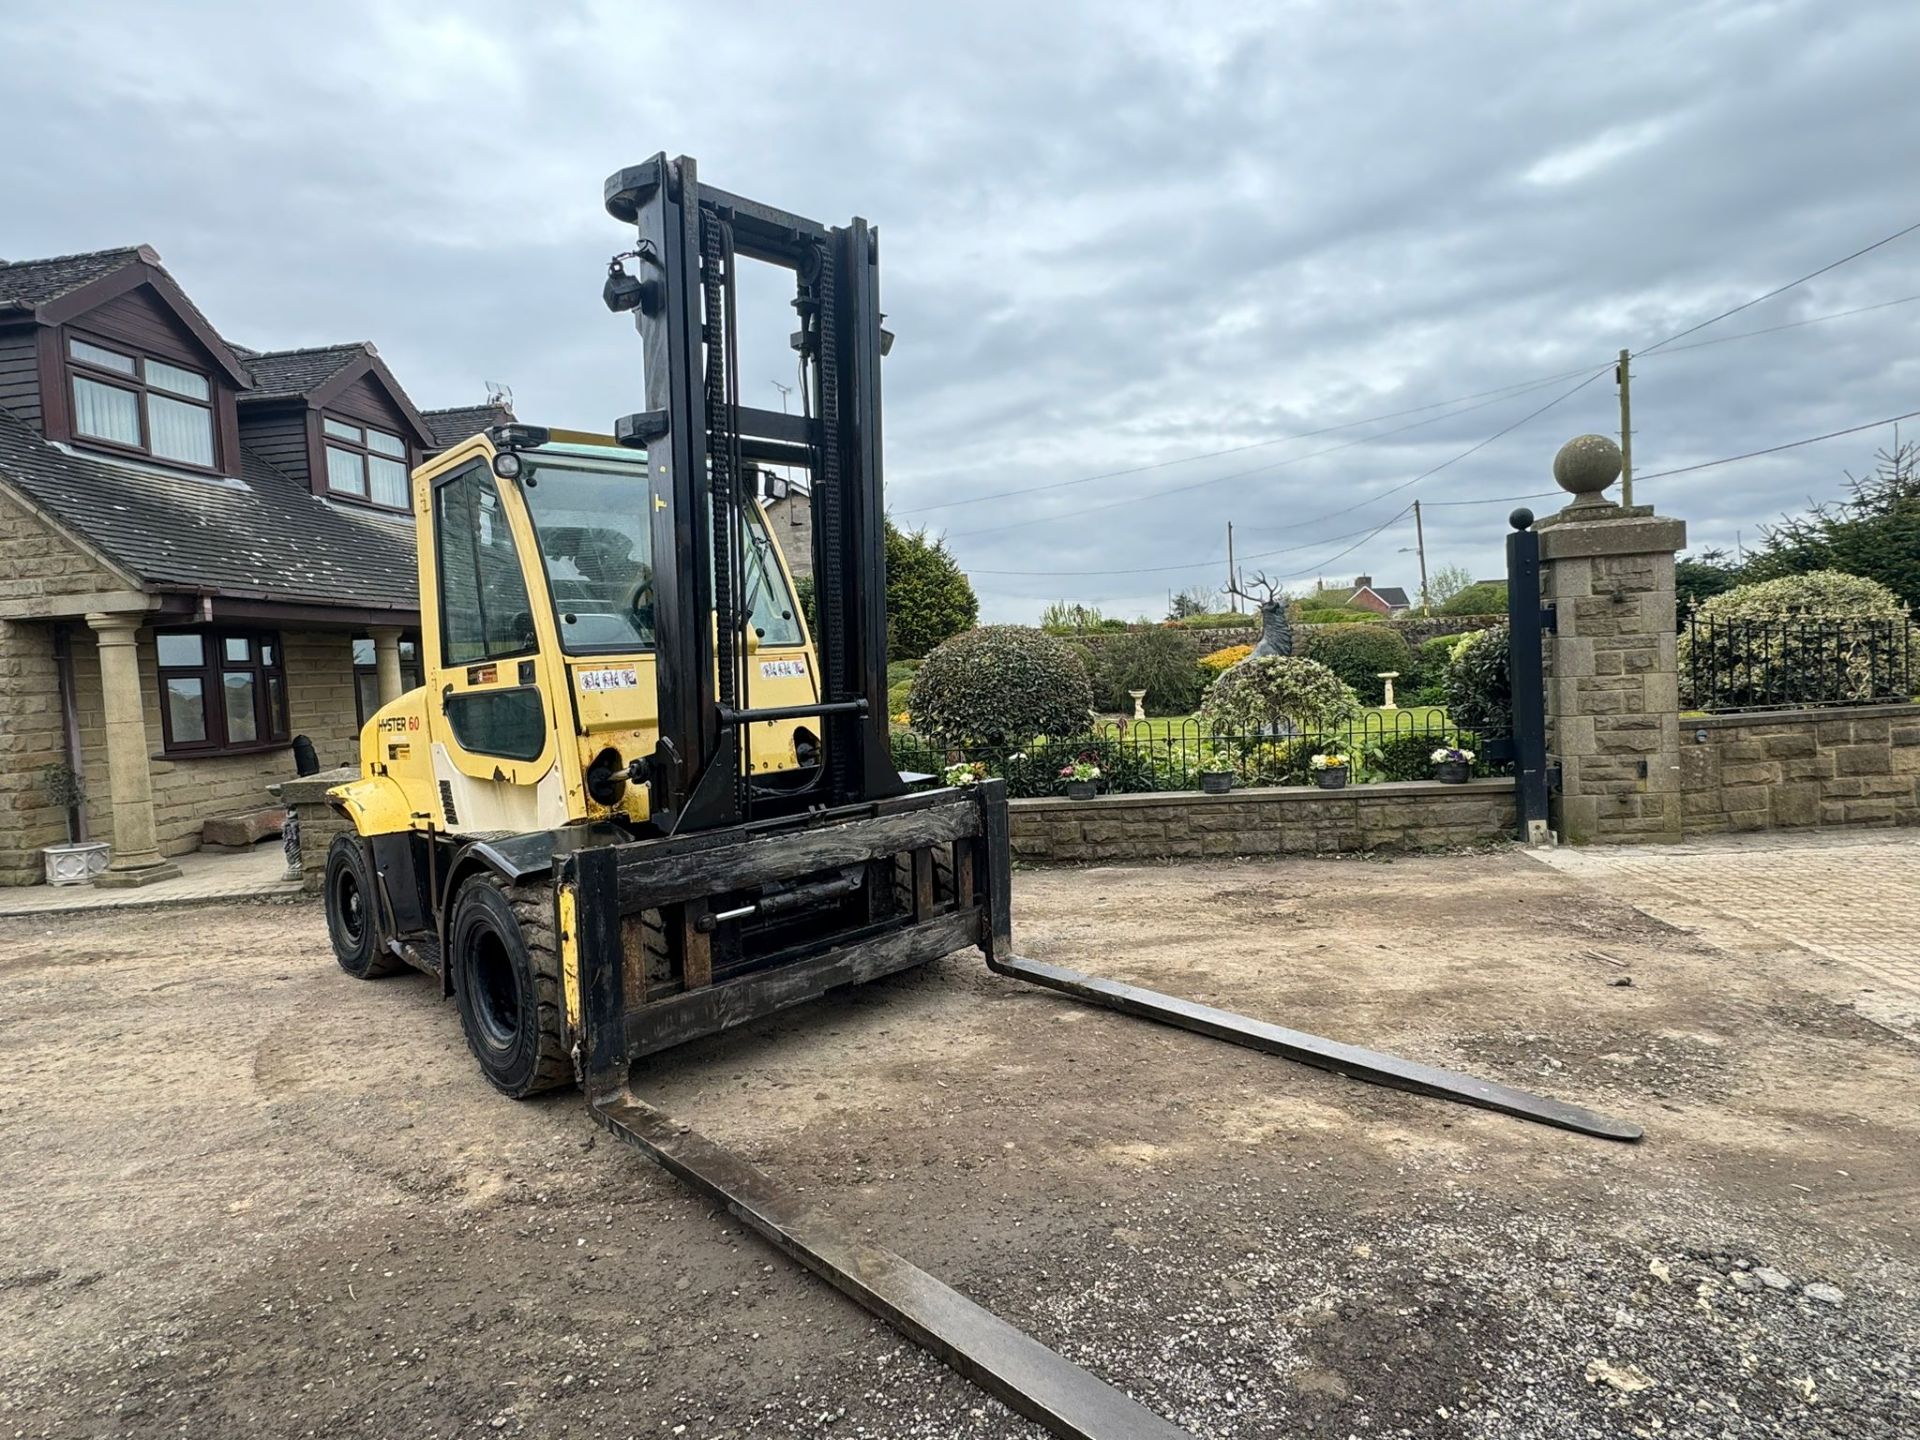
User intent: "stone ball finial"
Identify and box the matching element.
[1553,434,1622,507]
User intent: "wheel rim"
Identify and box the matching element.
[332,866,364,947]
[467,925,522,1050]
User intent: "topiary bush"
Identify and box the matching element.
[1680,570,1910,708]
[1199,642,1253,674]
[1303,625,1414,706]
[906,625,1093,745]
[1199,655,1361,732]
[1089,627,1207,716]
[1403,632,1475,704]
[1443,625,1511,736]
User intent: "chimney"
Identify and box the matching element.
[1353,574,1372,589]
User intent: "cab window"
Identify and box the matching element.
[522,453,656,654]
[434,464,537,665]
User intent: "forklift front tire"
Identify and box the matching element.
[450,875,572,1098]
[325,834,401,979]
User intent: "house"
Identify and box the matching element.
[1313,574,1413,616]
[0,245,493,887]
[762,482,813,583]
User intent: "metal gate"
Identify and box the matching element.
[1504,508,1552,843]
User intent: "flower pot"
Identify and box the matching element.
[1434,761,1469,785]
[43,840,110,886]
[1314,769,1348,791]
[1064,780,1097,800]
[1198,770,1234,795]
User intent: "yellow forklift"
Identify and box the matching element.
[322,154,1637,1440]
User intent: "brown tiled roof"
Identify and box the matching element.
[420,403,513,449]
[237,343,370,402]
[0,408,418,611]
[0,246,149,309]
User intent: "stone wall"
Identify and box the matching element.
[1681,703,1920,833]
[0,487,131,884]
[1010,779,1514,862]
[1,623,367,883]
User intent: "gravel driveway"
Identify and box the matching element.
[2,847,1915,1437]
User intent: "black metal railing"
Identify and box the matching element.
[892,710,1501,797]
[1682,615,1917,713]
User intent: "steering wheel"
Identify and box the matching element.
[626,575,656,634]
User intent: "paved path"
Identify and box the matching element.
[1530,826,1920,1034]
[0,844,299,917]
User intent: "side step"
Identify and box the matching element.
[993,955,1643,1143]
[591,1091,1194,1440]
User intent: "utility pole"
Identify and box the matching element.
[1617,348,1633,507]
[1412,499,1431,614]
[1225,521,1238,610]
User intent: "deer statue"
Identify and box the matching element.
[1228,572,1294,658]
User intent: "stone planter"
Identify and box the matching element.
[1314,768,1349,791]
[1434,761,1469,784]
[1198,770,1234,795]
[43,841,110,886]
[1064,780,1097,800]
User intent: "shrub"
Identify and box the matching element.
[1089,628,1207,716]
[1441,581,1507,616]
[1680,570,1910,708]
[1443,625,1511,736]
[906,625,1093,745]
[1303,626,1414,705]
[1199,642,1253,674]
[886,658,921,722]
[1403,632,1476,705]
[1199,655,1361,732]
[886,522,979,659]
[1228,735,1328,787]
[794,574,818,635]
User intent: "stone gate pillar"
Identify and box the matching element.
[1536,435,1687,844]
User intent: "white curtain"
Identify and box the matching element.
[148,395,214,466]
[326,444,368,497]
[368,455,408,508]
[72,377,140,445]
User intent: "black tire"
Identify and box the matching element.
[450,875,572,1098]
[325,834,401,978]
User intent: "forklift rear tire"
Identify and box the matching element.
[450,875,572,1098]
[325,834,402,979]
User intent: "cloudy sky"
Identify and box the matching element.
[6,1,1917,621]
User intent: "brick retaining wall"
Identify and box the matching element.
[1680,702,1920,834]
[1010,778,1515,862]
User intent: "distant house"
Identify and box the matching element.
[0,245,501,887]
[1313,573,1413,617]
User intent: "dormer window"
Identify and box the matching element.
[323,415,411,510]
[67,336,216,469]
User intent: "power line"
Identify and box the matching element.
[1635,409,1920,482]
[940,368,1590,542]
[971,372,1604,580]
[897,366,1598,515]
[1639,292,1920,359]
[1639,218,1920,354]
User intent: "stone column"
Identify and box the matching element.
[368,626,405,706]
[86,613,182,886]
[1536,435,1687,844]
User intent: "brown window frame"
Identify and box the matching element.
[154,628,290,757]
[353,632,424,725]
[321,414,413,512]
[65,332,220,474]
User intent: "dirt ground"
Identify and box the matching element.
[2,849,1916,1439]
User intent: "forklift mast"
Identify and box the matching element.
[603,154,901,834]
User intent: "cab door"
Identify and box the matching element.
[418,457,573,834]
